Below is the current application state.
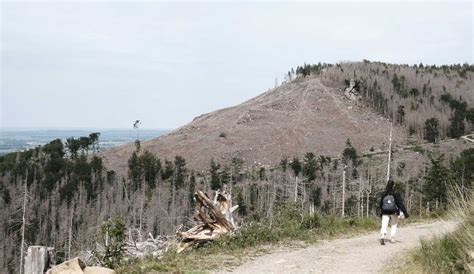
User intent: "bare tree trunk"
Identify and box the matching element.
[68,204,74,260]
[386,122,393,182]
[294,176,298,203]
[419,194,422,217]
[139,181,145,242]
[302,181,306,210]
[20,172,28,274]
[358,179,361,218]
[366,191,370,218]
[342,167,346,217]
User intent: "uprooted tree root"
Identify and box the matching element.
[176,190,238,253]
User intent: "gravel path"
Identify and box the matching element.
[216,220,457,273]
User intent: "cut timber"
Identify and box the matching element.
[24,246,53,274]
[176,190,238,253]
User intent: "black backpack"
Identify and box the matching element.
[382,194,397,213]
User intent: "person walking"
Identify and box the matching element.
[379,180,409,245]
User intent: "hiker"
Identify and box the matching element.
[379,180,409,245]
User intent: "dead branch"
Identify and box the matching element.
[176,190,238,253]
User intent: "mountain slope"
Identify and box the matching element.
[101,76,405,174]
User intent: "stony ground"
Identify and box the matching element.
[215,220,457,274]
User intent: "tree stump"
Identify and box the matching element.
[24,246,54,274]
[176,190,238,253]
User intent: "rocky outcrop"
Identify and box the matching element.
[344,79,360,101]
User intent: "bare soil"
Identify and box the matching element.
[100,77,405,174]
[215,220,457,273]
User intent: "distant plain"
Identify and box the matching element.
[0,128,169,155]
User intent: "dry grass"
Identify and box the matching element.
[401,187,473,274]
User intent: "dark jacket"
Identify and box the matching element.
[379,192,409,217]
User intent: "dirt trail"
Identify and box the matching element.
[216,220,457,274]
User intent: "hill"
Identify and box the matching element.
[100,76,405,174]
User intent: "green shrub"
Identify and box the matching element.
[92,216,126,269]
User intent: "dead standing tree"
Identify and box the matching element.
[176,190,237,253]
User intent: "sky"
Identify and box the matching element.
[1,1,472,129]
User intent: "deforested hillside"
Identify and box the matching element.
[100,76,405,174]
[319,61,474,139]
[100,61,473,174]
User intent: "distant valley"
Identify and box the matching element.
[0,129,170,155]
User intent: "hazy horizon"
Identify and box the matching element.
[2,1,472,129]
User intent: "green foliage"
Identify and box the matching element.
[0,153,17,176]
[295,62,331,77]
[231,157,244,182]
[161,159,174,181]
[2,185,11,204]
[423,154,451,205]
[134,140,141,152]
[289,157,301,177]
[210,159,221,190]
[302,152,318,181]
[309,186,322,207]
[66,137,81,158]
[89,132,100,153]
[93,217,126,269]
[236,189,247,216]
[127,151,141,190]
[258,167,265,180]
[280,156,288,172]
[217,166,229,186]
[173,156,187,189]
[424,118,440,143]
[342,139,360,167]
[409,88,420,97]
[127,150,163,189]
[43,139,65,157]
[142,152,161,188]
[440,93,470,138]
[249,184,258,211]
[450,148,474,190]
[396,105,405,124]
[188,172,196,209]
[0,134,105,202]
[392,73,401,93]
[79,136,92,154]
[448,110,466,138]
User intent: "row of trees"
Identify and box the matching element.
[65,132,101,157]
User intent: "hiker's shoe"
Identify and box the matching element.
[380,238,385,245]
[390,238,396,244]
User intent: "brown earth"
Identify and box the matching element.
[100,76,406,175]
[215,220,458,274]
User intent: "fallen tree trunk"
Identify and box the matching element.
[176,190,238,253]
